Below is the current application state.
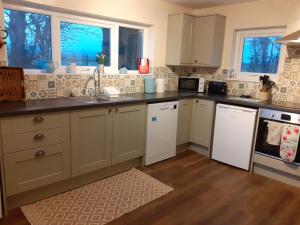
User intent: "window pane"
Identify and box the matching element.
[60,22,110,67]
[119,27,143,70]
[4,9,52,69]
[241,36,281,74]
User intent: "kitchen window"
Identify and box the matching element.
[233,27,286,81]
[60,21,111,67]
[119,26,143,70]
[4,8,52,69]
[2,4,148,74]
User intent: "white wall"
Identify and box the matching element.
[193,0,300,69]
[1,0,191,66]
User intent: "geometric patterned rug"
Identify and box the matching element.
[21,168,173,225]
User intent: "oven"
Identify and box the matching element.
[255,108,300,164]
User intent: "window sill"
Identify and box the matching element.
[228,73,279,83]
[23,69,152,76]
[226,77,260,83]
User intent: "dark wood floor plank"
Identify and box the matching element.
[1,150,300,225]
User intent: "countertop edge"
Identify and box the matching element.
[0,92,300,117]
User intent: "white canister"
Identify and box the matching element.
[156,78,165,93]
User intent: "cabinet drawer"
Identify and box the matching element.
[4,142,71,196]
[2,127,70,153]
[1,112,70,135]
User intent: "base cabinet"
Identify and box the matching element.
[71,108,112,177]
[177,99,193,145]
[191,99,214,147]
[4,143,71,196]
[1,112,71,196]
[71,104,146,176]
[112,105,146,164]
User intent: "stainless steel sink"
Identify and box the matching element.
[227,97,265,103]
[70,96,137,104]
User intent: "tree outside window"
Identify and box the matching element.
[4,9,52,69]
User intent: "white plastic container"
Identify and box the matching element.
[156,78,164,93]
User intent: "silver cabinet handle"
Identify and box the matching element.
[33,116,44,124]
[34,150,46,159]
[34,133,45,141]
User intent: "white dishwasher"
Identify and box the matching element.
[145,101,179,166]
[212,104,257,170]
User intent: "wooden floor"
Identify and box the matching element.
[2,150,300,225]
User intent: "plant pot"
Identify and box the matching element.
[258,90,271,101]
[98,64,105,74]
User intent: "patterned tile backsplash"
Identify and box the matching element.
[24,70,179,100]
[24,46,300,104]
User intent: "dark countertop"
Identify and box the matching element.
[1,91,300,117]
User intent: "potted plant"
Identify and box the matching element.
[96,53,106,74]
[259,75,275,100]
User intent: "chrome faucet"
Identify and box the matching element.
[83,68,100,96]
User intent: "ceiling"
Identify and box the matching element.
[164,0,257,9]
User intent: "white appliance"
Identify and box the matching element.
[178,77,205,93]
[145,101,179,165]
[212,104,257,170]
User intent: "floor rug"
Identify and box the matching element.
[21,168,173,225]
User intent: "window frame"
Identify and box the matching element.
[3,3,149,74]
[117,23,148,73]
[233,27,286,82]
[56,15,116,74]
[3,4,55,73]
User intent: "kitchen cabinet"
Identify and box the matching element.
[166,14,226,67]
[4,143,71,196]
[191,99,214,147]
[177,99,193,145]
[112,104,147,164]
[1,112,71,196]
[1,112,69,135]
[2,127,70,153]
[192,15,226,67]
[71,104,147,175]
[71,108,112,177]
[166,14,195,65]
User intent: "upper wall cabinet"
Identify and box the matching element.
[166,14,226,67]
